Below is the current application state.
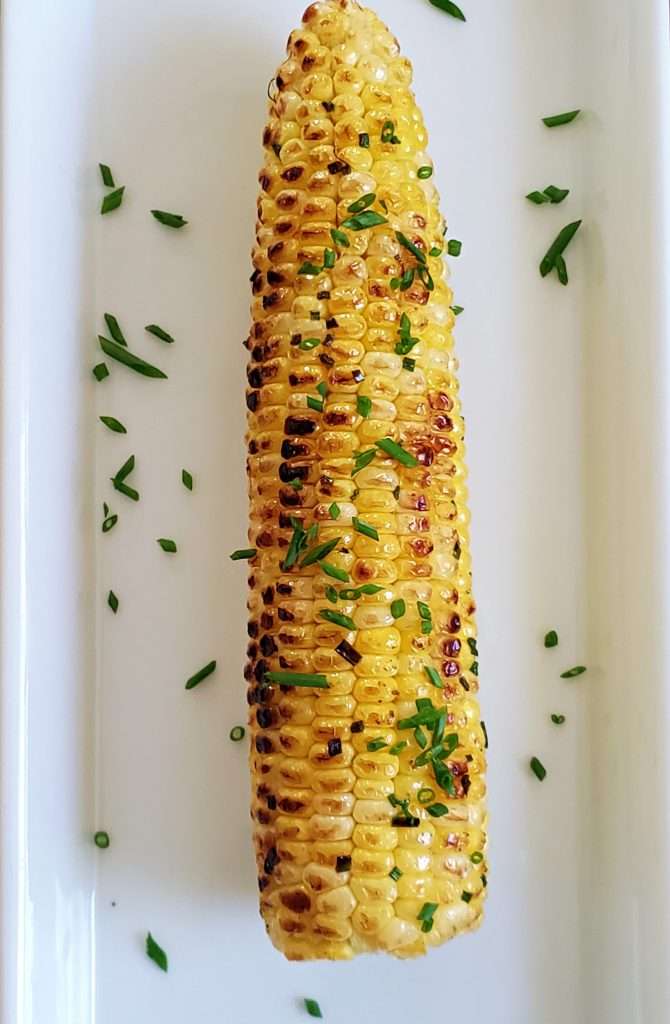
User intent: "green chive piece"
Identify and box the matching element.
[395,231,426,264]
[112,454,135,484]
[418,787,435,804]
[307,396,324,413]
[352,517,379,541]
[543,185,570,204]
[424,665,443,689]
[300,538,340,568]
[185,660,217,690]
[298,261,323,277]
[112,479,138,502]
[389,741,408,756]
[367,738,388,752]
[551,713,566,725]
[317,381,328,398]
[93,363,110,381]
[304,999,323,1019]
[391,599,406,620]
[146,933,168,972]
[447,239,462,257]
[542,109,581,127]
[539,220,582,278]
[402,357,416,374]
[352,449,377,476]
[374,437,418,468]
[429,0,466,19]
[341,210,388,231]
[418,901,438,923]
[229,725,245,742]
[157,538,177,553]
[555,253,569,285]
[451,305,464,316]
[390,278,401,291]
[544,630,559,648]
[299,337,321,351]
[418,166,433,180]
[320,561,349,583]
[399,268,415,290]
[331,227,350,248]
[359,132,370,148]
[107,591,119,614]
[357,395,372,419]
[289,478,303,491]
[101,187,125,214]
[102,514,118,534]
[99,164,115,188]
[427,802,449,818]
[461,891,473,903]
[347,193,376,214]
[381,120,400,144]
[310,311,320,321]
[417,600,432,621]
[264,671,329,689]
[151,209,188,229]
[99,336,167,379]
[99,416,127,434]
[229,548,256,561]
[560,665,586,679]
[94,830,110,849]
[181,469,193,491]
[325,586,338,604]
[389,866,402,881]
[329,502,341,520]
[471,851,484,864]
[320,609,356,631]
[413,726,427,748]
[104,314,127,347]
[530,756,547,781]
[145,324,175,344]
[323,248,336,269]
[526,190,550,205]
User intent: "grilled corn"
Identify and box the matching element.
[244,0,487,960]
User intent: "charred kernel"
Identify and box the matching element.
[336,855,352,873]
[327,738,342,758]
[264,847,280,874]
[259,635,278,656]
[335,640,361,666]
[325,317,338,329]
[256,708,274,729]
[284,416,317,436]
[255,736,274,754]
[350,720,364,733]
[266,795,277,810]
[261,586,274,605]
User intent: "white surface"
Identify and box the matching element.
[1,1,669,1022]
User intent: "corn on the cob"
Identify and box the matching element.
[244,0,487,961]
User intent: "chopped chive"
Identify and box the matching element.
[470,851,484,864]
[367,738,388,752]
[542,109,580,127]
[99,416,127,434]
[112,454,135,484]
[181,469,194,492]
[426,802,449,818]
[310,311,320,321]
[389,866,402,881]
[301,538,340,567]
[544,629,559,648]
[265,671,329,688]
[112,479,138,502]
[530,756,547,781]
[307,396,324,413]
[352,517,379,541]
[357,395,372,419]
[429,247,442,258]
[93,363,110,381]
[414,727,427,748]
[418,787,435,804]
[481,720,488,748]
[417,166,433,180]
[374,437,418,468]
[391,599,406,619]
[320,609,356,631]
[101,187,125,214]
[418,901,438,923]
[229,725,245,742]
[417,265,435,291]
[341,210,388,231]
[347,193,376,214]
[329,502,341,520]
[560,665,586,678]
[94,830,110,849]
[99,336,167,379]
[352,448,377,476]
[299,261,323,277]
[543,185,570,204]
[107,591,119,614]
[102,514,118,534]
[417,600,431,621]
[390,278,401,291]
[145,324,175,344]
[389,740,408,755]
[526,190,550,205]
[229,548,256,561]
[304,999,323,1019]
[330,228,350,248]
[289,478,303,491]
[299,337,321,350]
[451,305,464,316]
[398,268,415,291]
[316,381,328,399]
[145,933,168,972]
[395,231,426,265]
[467,638,479,656]
[99,164,115,188]
[555,254,569,285]
[539,220,582,278]
[323,248,336,269]
[424,665,443,689]
[157,538,177,553]
[320,561,349,583]
[282,520,307,571]
[151,209,188,229]
[359,132,370,148]
[461,891,473,903]
[185,660,217,690]
[551,713,566,725]
[381,120,400,144]
[325,586,338,604]
[104,314,127,347]
[447,239,462,257]
[429,0,466,19]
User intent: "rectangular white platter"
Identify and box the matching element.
[2,0,670,1022]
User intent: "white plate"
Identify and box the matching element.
[2,1,670,1022]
